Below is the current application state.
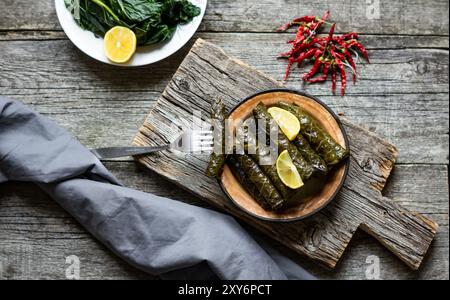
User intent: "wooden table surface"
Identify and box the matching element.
[0,0,448,280]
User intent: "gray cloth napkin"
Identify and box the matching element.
[0,97,315,280]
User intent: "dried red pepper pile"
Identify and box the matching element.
[277,11,369,96]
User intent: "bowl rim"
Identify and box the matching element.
[218,88,350,223]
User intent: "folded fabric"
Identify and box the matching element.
[0,97,315,280]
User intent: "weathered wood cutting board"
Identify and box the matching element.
[133,39,438,270]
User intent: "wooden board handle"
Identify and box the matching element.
[355,188,439,270]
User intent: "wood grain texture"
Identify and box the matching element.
[0,0,448,280]
[133,39,438,269]
[0,163,447,279]
[1,0,448,35]
[1,33,448,164]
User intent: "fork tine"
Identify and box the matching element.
[196,136,214,141]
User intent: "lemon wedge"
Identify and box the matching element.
[267,107,300,141]
[104,26,137,63]
[276,150,304,189]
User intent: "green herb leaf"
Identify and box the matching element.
[65,0,201,46]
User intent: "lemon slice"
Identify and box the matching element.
[104,26,137,63]
[267,107,300,141]
[276,150,304,189]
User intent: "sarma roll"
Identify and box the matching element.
[235,154,284,211]
[293,134,328,175]
[227,156,270,211]
[206,99,227,178]
[277,102,349,167]
[252,102,314,181]
[238,123,295,200]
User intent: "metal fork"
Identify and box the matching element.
[91,130,214,160]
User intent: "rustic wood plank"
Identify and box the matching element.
[0,0,448,280]
[133,39,438,269]
[0,163,447,279]
[3,91,447,165]
[1,0,448,35]
[1,36,448,164]
[1,36,448,95]
[2,31,449,49]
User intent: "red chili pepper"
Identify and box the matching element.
[278,51,291,58]
[344,50,357,83]
[318,11,331,28]
[330,46,347,96]
[331,46,345,61]
[331,68,337,95]
[277,11,368,95]
[297,48,318,67]
[329,39,356,83]
[276,23,293,32]
[284,56,297,80]
[335,58,347,96]
[340,66,347,96]
[348,40,369,62]
[306,62,331,83]
[341,32,359,40]
[283,38,317,61]
[294,26,306,42]
[306,11,330,36]
[294,16,319,24]
[276,16,319,32]
[302,56,323,81]
[327,23,336,43]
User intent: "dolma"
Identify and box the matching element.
[236,154,284,211]
[277,102,349,167]
[238,123,295,200]
[226,156,270,211]
[252,102,314,181]
[293,134,328,175]
[206,99,227,178]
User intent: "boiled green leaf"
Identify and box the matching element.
[65,0,201,45]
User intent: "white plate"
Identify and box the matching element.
[55,0,207,67]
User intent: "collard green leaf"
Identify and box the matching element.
[108,0,162,23]
[65,0,201,46]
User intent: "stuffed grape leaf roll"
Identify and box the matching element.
[293,134,328,175]
[277,102,349,167]
[206,98,227,178]
[237,121,295,200]
[235,154,284,211]
[227,155,271,211]
[252,102,314,181]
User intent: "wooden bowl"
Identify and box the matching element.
[219,89,350,222]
